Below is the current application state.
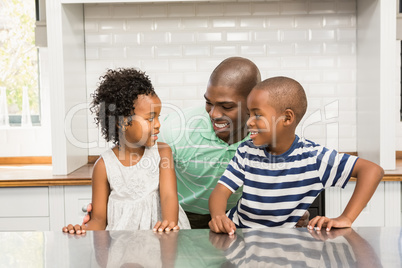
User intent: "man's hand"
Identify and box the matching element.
[208,214,236,235]
[295,210,310,228]
[82,203,92,224]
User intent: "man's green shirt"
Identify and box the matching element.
[159,106,248,214]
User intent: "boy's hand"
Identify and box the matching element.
[307,215,352,232]
[62,223,87,235]
[153,220,180,232]
[208,214,236,235]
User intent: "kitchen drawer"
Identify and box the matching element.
[0,187,49,217]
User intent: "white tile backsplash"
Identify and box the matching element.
[212,18,237,28]
[82,0,372,155]
[168,4,195,17]
[240,18,266,28]
[251,2,280,15]
[309,2,336,14]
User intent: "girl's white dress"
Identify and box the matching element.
[101,143,190,230]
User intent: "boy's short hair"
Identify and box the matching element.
[90,68,156,146]
[254,76,307,125]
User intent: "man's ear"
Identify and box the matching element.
[283,109,295,126]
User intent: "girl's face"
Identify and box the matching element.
[246,89,285,148]
[123,94,162,148]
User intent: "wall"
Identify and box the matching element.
[82,0,359,156]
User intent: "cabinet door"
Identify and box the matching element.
[340,181,385,227]
[64,186,92,225]
[0,187,50,231]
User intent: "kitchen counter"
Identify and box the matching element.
[1,160,402,187]
[0,164,92,187]
[0,227,400,267]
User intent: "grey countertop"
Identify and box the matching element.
[1,227,400,267]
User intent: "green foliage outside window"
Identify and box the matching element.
[0,0,39,116]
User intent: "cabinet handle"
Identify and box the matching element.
[82,205,88,213]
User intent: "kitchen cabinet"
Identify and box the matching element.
[325,181,401,227]
[0,186,92,231]
[0,182,399,231]
[64,185,92,225]
[0,187,50,231]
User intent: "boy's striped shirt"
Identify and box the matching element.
[219,135,358,228]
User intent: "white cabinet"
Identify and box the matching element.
[64,185,92,225]
[0,187,50,231]
[341,182,385,227]
[325,181,401,227]
[0,185,92,231]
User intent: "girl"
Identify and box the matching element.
[62,68,190,233]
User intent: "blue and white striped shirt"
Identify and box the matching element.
[219,135,358,228]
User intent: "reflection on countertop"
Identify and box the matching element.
[0,227,400,267]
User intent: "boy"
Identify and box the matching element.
[209,76,384,235]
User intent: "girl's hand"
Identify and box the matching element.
[62,223,86,235]
[153,220,180,232]
[307,215,352,232]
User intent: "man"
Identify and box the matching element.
[158,57,261,228]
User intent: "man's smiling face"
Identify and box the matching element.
[204,84,249,144]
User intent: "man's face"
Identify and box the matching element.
[204,84,249,144]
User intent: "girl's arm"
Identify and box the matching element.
[308,158,384,231]
[62,157,110,234]
[155,142,179,232]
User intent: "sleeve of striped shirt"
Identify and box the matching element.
[316,147,359,188]
[218,145,246,193]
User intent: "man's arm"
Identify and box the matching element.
[308,158,383,231]
[208,183,236,235]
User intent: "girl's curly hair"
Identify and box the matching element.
[90,68,156,146]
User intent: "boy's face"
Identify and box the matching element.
[246,89,285,147]
[124,94,161,148]
[204,84,249,144]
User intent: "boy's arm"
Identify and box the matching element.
[209,183,236,235]
[308,158,384,231]
[62,157,110,234]
[156,142,179,232]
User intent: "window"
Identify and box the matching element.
[0,0,40,126]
